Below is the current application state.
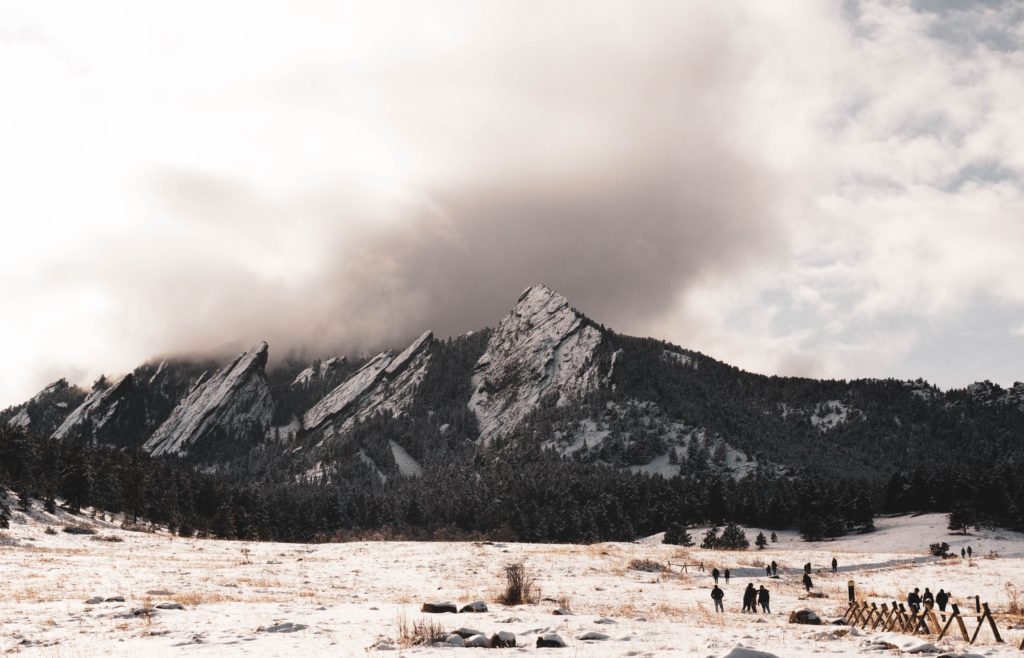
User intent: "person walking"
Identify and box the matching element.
[711,585,724,613]
[831,557,838,573]
[765,565,771,577]
[712,567,720,585]
[758,585,771,613]
[802,573,813,592]
[724,568,731,585]
[907,588,921,613]
[922,587,934,608]
[935,589,949,612]
[961,547,966,558]
[804,562,811,575]
[742,583,756,612]
[967,545,973,558]
[770,560,778,577]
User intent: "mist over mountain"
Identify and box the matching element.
[2,285,1023,542]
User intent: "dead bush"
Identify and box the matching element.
[397,611,448,646]
[628,558,665,572]
[498,562,537,605]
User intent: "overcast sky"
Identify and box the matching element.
[2,0,1024,407]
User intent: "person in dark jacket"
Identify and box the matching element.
[724,568,731,584]
[961,547,966,558]
[711,585,724,613]
[907,588,921,613]
[804,562,812,575]
[922,587,934,608]
[831,557,838,573]
[712,567,720,585]
[802,573,813,592]
[935,589,949,612]
[742,583,756,612]
[758,585,771,613]
[765,565,771,577]
[770,560,778,576]
[967,545,973,558]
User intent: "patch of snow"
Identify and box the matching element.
[388,440,423,477]
[662,349,695,368]
[810,400,849,431]
[9,408,31,428]
[302,353,393,430]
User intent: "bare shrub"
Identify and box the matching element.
[628,558,665,573]
[44,526,57,535]
[1006,582,1022,617]
[397,611,448,646]
[498,562,537,605]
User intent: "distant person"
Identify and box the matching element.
[758,585,771,613]
[907,588,921,613]
[831,557,838,573]
[967,545,973,558]
[804,562,811,575]
[712,567,720,585]
[724,568,731,584]
[803,573,813,592]
[961,547,966,558]
[711,585,724,613]
[699,561,705,572]
[742,583,756,612]
[922,587,934,608]
[771,560,778,576]
[765,565,771,577]
[935,589,949,612]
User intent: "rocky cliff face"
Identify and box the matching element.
[143,343,274,461]
[468,285,605,443]
[1,379,86,436]
[303,331,433,439]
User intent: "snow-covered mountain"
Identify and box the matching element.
[469,286,605,443]
[143,343,274,462]
[3,284,1023,480]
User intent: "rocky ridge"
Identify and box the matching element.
[468,285,604,443]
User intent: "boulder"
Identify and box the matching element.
[446,634,465,647]
[720,646,780,658]
[453,627,486,639]
[85,597,104,605]
[131,607,155,617]
[156,602,184,610]
[459,600,488,613]
[421,602,458,614]
[536,633,567,648]
[264,622,307,633]
[104,596,125,603]
[491,631,517,648]
[578,631,610,640]
[788,609,821,625]
[465,634,491,648]
[552,607,572,616]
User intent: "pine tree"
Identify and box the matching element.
[718,523,749,550]
[701,526,720,549]
[664,522,694,546]
[755,531,768,549]
[948,501,976,535]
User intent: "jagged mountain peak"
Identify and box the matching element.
[470,286,605,442]
[142,341,274,460]
[302,330,434,432]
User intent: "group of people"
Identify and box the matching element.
[710,582,770,613]
[709,557,845,613]
[907,587,951,613]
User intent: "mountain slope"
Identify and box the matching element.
[143,343,274,462]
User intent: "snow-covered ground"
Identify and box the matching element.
[2,508,1024,657]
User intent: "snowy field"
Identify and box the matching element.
[3,507,1024,657]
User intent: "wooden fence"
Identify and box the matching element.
[843,598,1019,648]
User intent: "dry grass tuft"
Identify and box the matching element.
[396,611,448,646]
